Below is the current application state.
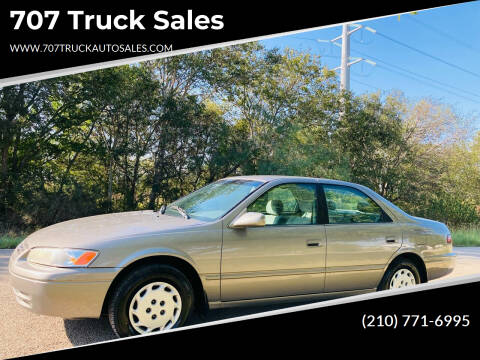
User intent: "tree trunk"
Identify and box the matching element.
[107,157,114,212]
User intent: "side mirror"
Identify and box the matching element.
[230,212,266,229]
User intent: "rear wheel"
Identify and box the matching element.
[108,264,194,337]
[378,259,421,291]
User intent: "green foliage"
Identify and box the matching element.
[336,92,408,198]
[418,193,479,227]
[0,235,25,249]
[451,227,480,247]
[0,222,28,248]
[0,42,478,237]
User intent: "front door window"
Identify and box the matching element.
[247,183,318,225]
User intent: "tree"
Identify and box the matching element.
[335,92,407,199]
[0,76,92,226]
[1,42,479,233]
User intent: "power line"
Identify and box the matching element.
[375,63,480,105]
[290,34,480,104]
[365,27,480,79]
[350,78,381,91]
[295,35,480,102]
[291,36,341,58]
[315,24,376,91]
[352,68,480,105]
[350,48,480,100]
[404,15,480,54]
[292,36,324,43]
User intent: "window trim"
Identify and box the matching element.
[246,182,321,227]
[316,184,329,225]
[319,184,392,225]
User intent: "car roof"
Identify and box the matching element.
[220,175,412,222]
[220,175,361,187]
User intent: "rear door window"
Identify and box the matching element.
[322,185,391,224]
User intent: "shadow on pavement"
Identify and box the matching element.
[186,302,307,326]
[64,317,116,346]
[63,302,304,346]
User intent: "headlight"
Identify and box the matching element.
[26,248,99,267]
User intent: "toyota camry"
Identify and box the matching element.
[9,176,455,337]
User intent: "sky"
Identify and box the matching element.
[260,1,480,127]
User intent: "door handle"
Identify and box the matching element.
[306,240,322,247]
[385,236,397,243]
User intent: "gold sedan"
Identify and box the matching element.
[9,176,455,337]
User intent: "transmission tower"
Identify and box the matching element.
[319,23,376,90]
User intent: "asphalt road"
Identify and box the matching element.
[1,247,480,359]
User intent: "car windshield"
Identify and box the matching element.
[164,179,264,221]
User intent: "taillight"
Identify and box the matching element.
[446,234,452,244]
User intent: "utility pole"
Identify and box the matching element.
[319,23,376,91]
[340,24,350,91]
[317,23,376,119]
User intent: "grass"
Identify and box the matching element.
[0,225,29,249]
[0,234,27,249]
[451,226,480,247]
[0,223,35,249]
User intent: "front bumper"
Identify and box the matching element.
[9,255,121,319]
[425,252,456,281]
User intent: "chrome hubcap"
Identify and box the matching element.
[128,282,182,334]
[389,268,416,289]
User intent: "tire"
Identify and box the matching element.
[378,259,421,291]
[108,263,194,337]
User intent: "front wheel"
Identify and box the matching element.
[108,264,194,337]
[378,260,421,291]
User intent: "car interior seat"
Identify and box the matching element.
[265,199,285,225]
[288,200,314,224]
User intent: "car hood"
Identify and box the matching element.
[23,210,206,249]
